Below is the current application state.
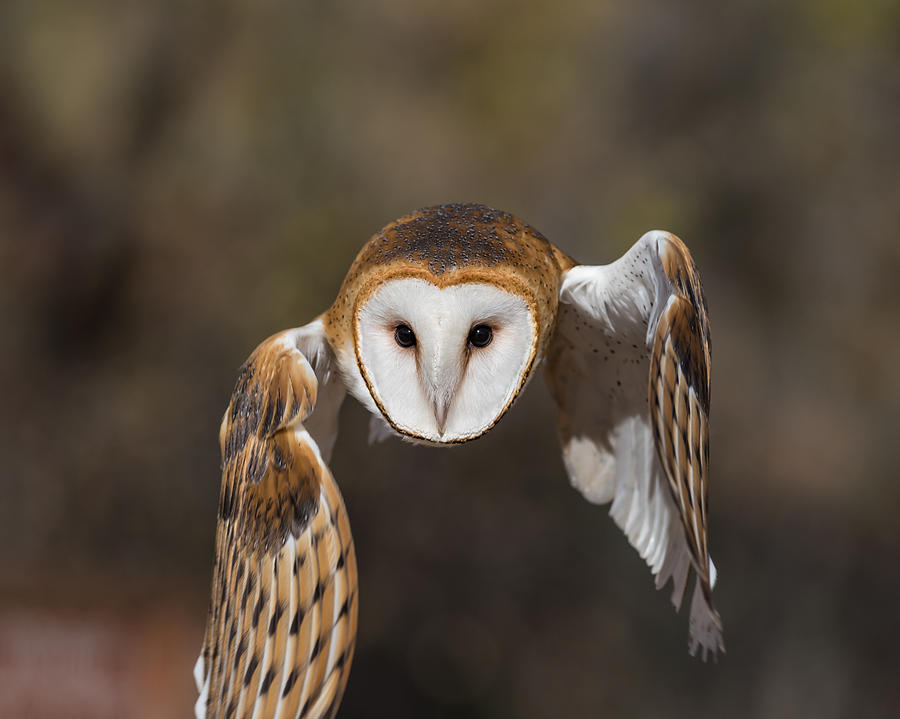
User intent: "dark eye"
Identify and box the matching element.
[468,324,493,348]
[394,324,416,348]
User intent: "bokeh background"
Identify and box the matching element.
[2,1,899,717]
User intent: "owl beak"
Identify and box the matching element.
[421,346,462,437]
[433,398,451,434]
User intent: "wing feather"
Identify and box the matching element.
[546,230,724,659]
[196,321,357,719]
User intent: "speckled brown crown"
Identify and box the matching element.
[324,203,576,357]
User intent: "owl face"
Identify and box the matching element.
[324,203,569,444]
[354,276,537,443]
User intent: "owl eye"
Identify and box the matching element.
[394,324,416,348]
[468,324,493,348]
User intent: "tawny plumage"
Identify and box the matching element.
[196,329,357,719]
[196,203,724,718]
[649,236,717,653]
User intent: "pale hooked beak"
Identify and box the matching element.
[421,344,463,437]
[433,398,451,434]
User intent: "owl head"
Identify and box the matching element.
[324,203,574,444]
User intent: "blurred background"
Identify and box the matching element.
[1,0,899,717]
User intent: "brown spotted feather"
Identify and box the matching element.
[199,331,357,719]
[649,235,722,641]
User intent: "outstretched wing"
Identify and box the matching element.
[195,320,358,719]
[545,230,724,660]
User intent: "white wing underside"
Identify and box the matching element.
[546,231,722,659]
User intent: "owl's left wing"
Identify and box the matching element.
[544,231,724,660]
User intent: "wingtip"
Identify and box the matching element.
[689,634,727,663]
[687,576,725,661]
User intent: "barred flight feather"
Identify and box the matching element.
[196,328,357,719]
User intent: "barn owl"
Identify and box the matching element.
[194,203,724,719]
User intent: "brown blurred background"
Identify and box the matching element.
[1,1,899,717]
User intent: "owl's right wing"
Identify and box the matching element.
[195,320,358,719]
[545,231,723,660]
